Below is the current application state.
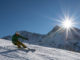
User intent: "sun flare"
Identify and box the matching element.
[60,15,76,39]
[60,15,76,30]
[62,18,73,29]
[55,13,77,39]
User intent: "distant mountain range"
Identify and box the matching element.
[2,25,80,52]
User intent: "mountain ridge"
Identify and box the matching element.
[2,25,80,52]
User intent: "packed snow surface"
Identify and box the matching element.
[0,39,80,60]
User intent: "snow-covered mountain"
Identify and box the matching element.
[42,25,80,52]
[2,31,45,44]
[0,39,80,60]
[2,25,80,52]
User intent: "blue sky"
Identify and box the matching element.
[0,0,80,37]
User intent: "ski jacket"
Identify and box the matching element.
[12,34,28,43]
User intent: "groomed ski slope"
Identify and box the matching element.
[0,39,80,60]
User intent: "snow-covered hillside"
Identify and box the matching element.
[0,39,80,60]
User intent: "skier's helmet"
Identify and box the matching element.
[15,32,20,36]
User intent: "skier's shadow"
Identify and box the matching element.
[0,47,19,58]
[0,46,35,59]
[20,48,35,52]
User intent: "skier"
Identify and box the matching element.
[12,32,29,48]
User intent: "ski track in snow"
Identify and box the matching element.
[0,39,80,60]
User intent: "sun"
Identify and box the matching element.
[62,18,73,29]
[61,16,75,30]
